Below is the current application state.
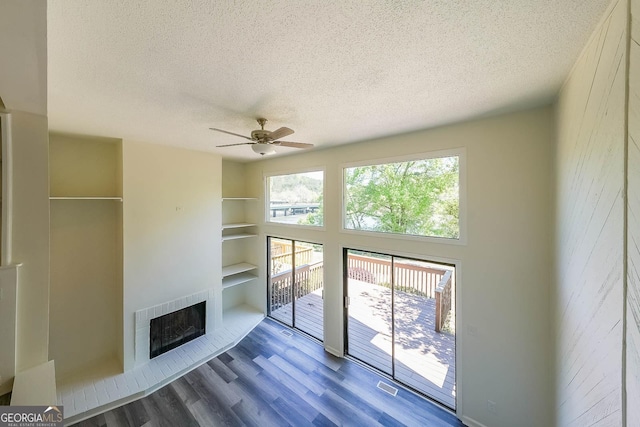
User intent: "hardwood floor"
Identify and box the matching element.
[73,318,464,427]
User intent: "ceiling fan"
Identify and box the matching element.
[211,118,314,156]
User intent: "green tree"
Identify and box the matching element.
[298,194,323,226]
[345,157,459,238]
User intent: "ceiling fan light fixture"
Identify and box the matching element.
[251,143,276,156]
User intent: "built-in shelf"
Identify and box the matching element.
[222,222,256,230]
[222,272,257,289]
[222,262,257,277]
[50,196,123,201]
[222,232,257,241]
[220,182,262,327]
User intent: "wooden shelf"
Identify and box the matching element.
[222,197,257,201]
[50,196,123,201]
[222,222,256,230]
[222,262,257,277]
[222,272,258,289]
[222,233,257,242]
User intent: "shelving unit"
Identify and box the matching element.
[222,222,256,229]
[50,196,123,201]
[48,133,124,379]
[221,195,262,323]
[222,232,257,241]
[222,262,258,289]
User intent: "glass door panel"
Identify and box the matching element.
[293,242,324,341]
[345,249,393,375]
[268,237,293,326]
[268,237,324,341]
[393,257,456,408]
[344,249,457,409]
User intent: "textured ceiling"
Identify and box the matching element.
[47,0,611,161]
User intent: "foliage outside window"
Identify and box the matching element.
[267,171,324,226]
[344,155,459,239]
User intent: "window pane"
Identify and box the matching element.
[267,171,323,226]
[344,156,459,239]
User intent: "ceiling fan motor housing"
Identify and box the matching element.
[251,130,272,141]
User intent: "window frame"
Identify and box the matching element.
[264,167,326,230]
[340,148,466,245]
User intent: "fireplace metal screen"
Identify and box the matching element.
[149,301,206,359]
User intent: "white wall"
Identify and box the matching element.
[11,111,50,373]
[49,200,120,377]
[0,265,18,394]
[244,107,553,427]
[627,0,640,424]
[0,0,47,116]
[122,141,221,370]
[554,1,627,426]
[0,0,49,385]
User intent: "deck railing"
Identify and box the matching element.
[435,270,453,333]
[271,247,313,271]
[347,254,446,298]
[269,262,323,312]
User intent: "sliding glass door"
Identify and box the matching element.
[344,249,456,409]
[345,252,393,375]
[268,237,324,341]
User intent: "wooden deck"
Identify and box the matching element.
[272,280,456,409]
[270,289,324,341]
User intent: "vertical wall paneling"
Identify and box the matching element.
[555,1,627,426]
[627,0,640,425]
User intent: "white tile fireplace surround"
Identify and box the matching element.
[134,290,213,367]
[56,295,264,425]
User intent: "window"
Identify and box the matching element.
[343,152,461,239]
[266,171,324,227]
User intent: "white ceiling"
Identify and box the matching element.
[47,0,611,161]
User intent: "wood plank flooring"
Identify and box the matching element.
[73,318,464,427]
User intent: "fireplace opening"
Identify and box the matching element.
[149,301,206,359]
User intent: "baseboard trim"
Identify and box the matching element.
[461,415,490,427]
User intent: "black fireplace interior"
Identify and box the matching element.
[150,301,206,359]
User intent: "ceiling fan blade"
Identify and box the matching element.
[210,128,253,141]
[268,127,294,141]
[216,142,254,147]
[275,141,314,149]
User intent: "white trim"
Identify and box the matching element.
[0,112,13,266]
[460,416,490,427]
[340,147,467,245]
[340,147,463,169]
[264,167,326,230]
[133,289,214,366]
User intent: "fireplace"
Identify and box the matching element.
[149,301,206,359]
